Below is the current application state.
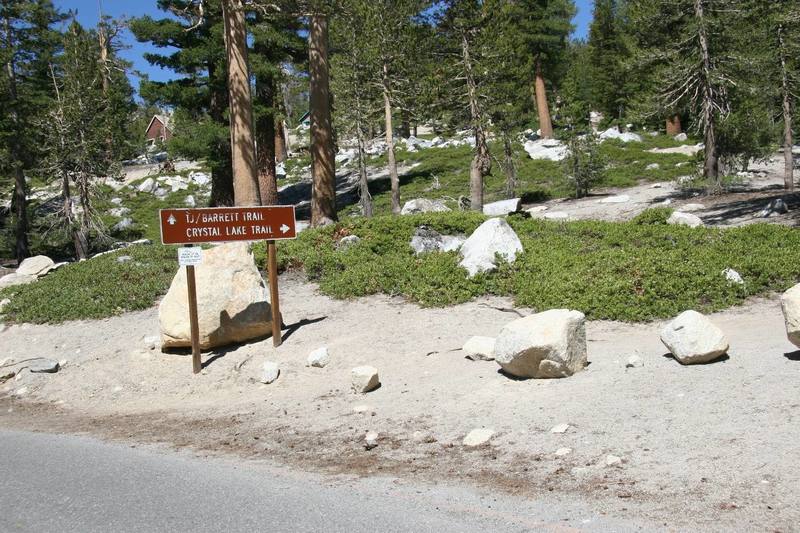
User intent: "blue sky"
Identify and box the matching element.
[58,0,594,93]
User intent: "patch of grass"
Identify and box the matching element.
[0,243,177,323]
[264,212,800,322]
[338,134,696,218]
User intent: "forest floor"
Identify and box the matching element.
[2,274,800,531]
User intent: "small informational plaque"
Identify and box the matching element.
[177,247,203,266]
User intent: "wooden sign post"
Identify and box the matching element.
[160,206,298,373]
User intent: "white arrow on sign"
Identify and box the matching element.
[280,224,290,234]
[168,214,176,225]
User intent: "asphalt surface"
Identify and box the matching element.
[0,429,646,533]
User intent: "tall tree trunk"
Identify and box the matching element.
[695,0,719,188]
[356,124,373,218]
[534,57,554,139]
[275,119,288,163]
[5,15,29,261]
[502,132,517,199]
[779,24,794,192]
[382,63,401,215]
[207,61,234,207]
[256,72,278,206]
[399,110,410,138]
[222,0,260,206]
[308,14,337,226]
[462,32,489,211]
[98,22,113,163]
[666,114,682,136]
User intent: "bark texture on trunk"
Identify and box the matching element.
[779,24,794,191]
[275,119,288,163]
[5,15,29,261]
[666,114,682,136]
[222,0,260,206]
[308,14,337,226]
[383,63,401,215]
[462,32,490,211]
[694,0,719,188]
[207,61,235,207]
[255,70,278,206]
[502,133,517,199]
[534,57,554,139]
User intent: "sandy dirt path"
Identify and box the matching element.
[2,274,799,531]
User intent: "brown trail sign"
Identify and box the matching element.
[159,206,297,374]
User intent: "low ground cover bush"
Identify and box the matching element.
[6,208,797,324]
[266,212,800,321]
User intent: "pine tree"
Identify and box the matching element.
[486,0,575,139]
[437,0,492,211]
[630,0,739,189]
[41,21,116,259]
[0,0,65,261]
[587,0,630,122]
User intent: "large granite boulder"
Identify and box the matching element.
[16,255,55,277]
[494,309,587,378]
[400,198,451,215]
[459,218,523,277]
[660,310,729,364]
[159,242,274,350]
[780,283,800,348]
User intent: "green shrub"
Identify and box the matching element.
[632,207,673,225]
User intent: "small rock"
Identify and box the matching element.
[154,187,169,199]
[336,235,360,251]
[650,183,663,188]
[143,335,160,350]
[661,310,729,364]
[137,177,157,193]
[674,133,688,142]
[110,197,123,205]
[306,347,330,368]
[58,359,68,368]
[625,354,644,368]
[184,195,196,207]
[352,404,373,414]
[116,255,132,264]
[351,366,380,393]
[550,423,571,434]
[543,211,570,220]
[462,336,496,361]
[759,198,789,218]
[722,268,744,285]
[29,359,59,373]
[667,211,704,228]
[364,431,379,450]
[259,361,280,384]
[482,198,521,216]
[463,428,494,447]
[606,454,622,467]
[555,447,572,457]
[112,218,134,232]
[0,298,10,313]
[108,207,131,217]
[645,163,660,170]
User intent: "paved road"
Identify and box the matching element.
[0,429,644,532]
